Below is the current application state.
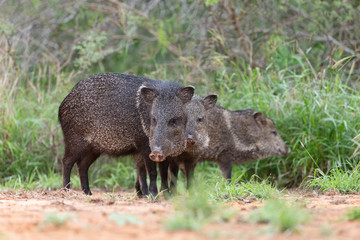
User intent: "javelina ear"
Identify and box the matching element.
[177,86,195,103]
[203,94,217,110]
[253,112,267,127]
[141,87,159,104]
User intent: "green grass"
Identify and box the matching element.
[109,213,143,226]
[38,212,74,229]
[164,178,235,231]
[0,159,137,192]
[0,168,81,191]
[320,224,334,237]
[91,157,137,190]
[208,175,282,202]
[248,199,310,233]
[306,167,360,193]
[0,89,64,181]
[346,208,360,221]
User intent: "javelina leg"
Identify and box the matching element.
[62,156,76,191]
[218,161,232,182]
[169,160,179,193]
[76,151,99,195]
[159,159,172,199]
[159,159,170,192]
[134,177,141,197]
[62,147,82,191]
[184,162,196,189]
[144,157,158,199]
[135,161,149,197]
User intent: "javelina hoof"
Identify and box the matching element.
[83,189,92,196]
[137,193,148,199]
[148,193,159,201]
[136,189,155,199]
[148,186,159,200]
[149,151,165,162]
[136,189,147,198]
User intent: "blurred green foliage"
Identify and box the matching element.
[248,199,310,232]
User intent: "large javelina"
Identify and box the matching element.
[58,73,194,196]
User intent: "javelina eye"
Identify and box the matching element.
[271,131,277,136]
[197,117,203,123]
[151,117,157,125]
[169,117,180,126]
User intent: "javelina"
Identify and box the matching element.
[58,73,194,196]
[158,94,218,191]
[165,105,290,191]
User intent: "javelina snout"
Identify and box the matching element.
[149,147,166,162]
[187,135,196,146]
[278,144,291,156]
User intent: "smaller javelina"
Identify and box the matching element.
[158,94,217,191]
[164,102,290,191]
[58,73,194,196]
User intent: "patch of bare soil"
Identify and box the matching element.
[1,189,360,240]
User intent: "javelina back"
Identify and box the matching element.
[166,105,290,190]
[58,73,194,196]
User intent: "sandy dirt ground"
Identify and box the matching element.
[1,189,360,240]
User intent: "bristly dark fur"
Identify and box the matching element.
[58,73,194,197]
[162,101,289,192]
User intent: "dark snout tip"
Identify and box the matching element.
[278,146,290,156]
[186,134,196,146]
[187,138,196,146]
[283,147,291,156]
[149,151,166,162]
